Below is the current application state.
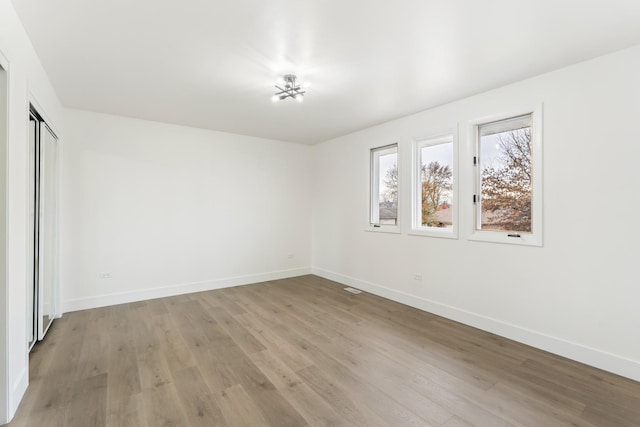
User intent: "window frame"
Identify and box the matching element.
[409,132,458,239]
[468,105,543,247]
[366,143,400,234]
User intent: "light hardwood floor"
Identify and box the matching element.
[5,275,640,426]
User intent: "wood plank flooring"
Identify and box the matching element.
[5,275,640,426]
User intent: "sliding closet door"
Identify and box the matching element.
[38,123,57,340]
[27,114,38,350]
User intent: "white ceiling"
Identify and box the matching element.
[10,0,640,144]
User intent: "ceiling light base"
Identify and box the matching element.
[273,74,307,102]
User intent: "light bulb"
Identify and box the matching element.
[271,94,280,103]
[295,94,304,102]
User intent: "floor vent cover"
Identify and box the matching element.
[344,287,362,294]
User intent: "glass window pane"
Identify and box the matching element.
[478,114,532,232]
[370,145,398,226]
[419,140,453,228]
[377,151,397,225]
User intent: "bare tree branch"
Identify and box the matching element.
[481,128,532,232]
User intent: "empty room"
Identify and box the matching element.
[1,0,640,426]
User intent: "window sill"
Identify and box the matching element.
[408,228,457,240]
[468,231,542,247]
[364,225,401,234]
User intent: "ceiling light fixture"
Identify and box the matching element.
[272,74,308,103]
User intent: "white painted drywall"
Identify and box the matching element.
[311,45,640,381]
[0,53,8,426]
[0,0,65,422]
[60,109,312,311]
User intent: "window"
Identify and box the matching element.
[411,134,457,238]
[471,108,542,246]
[369,144,399,231]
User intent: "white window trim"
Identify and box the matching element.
[468,104,543,247]
[409,131,458,239]
[366,143,401,234]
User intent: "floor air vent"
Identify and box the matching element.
[344,287,362,294]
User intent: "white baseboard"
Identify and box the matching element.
[312,268,640,382]
[63,267,312,313]
[9,366,27,421]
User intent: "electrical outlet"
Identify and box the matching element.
[413,274,422,281]
[98,272,112,279]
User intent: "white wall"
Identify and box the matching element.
[61,109,312,311]
[312,45,640,381]
[0,0,65,422]
[0,50,8,426]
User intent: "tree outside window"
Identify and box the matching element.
[477,114,533,233]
